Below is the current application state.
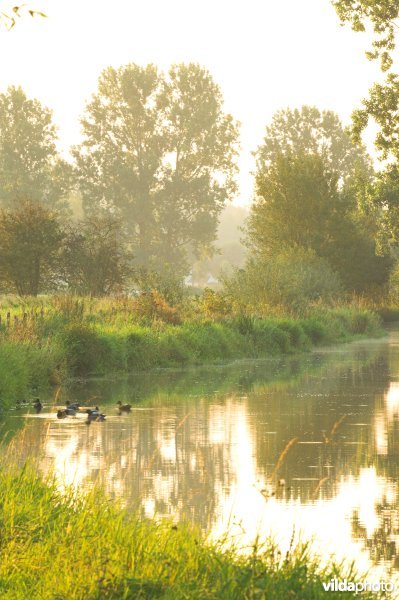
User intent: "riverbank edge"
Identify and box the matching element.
[0,307,383,410]
[0,463,382,599]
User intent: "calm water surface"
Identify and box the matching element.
[6,328,399,582]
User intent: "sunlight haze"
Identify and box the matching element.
[0,0,382,205]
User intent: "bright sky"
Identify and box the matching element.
[0,0,383,205]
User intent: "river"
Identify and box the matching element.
[5,327,399,584]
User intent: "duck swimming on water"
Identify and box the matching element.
[117,401,132,413]
[86,407,106,423]
[33,399,42,413]
[66,400,80,411]
[56,406,77,418]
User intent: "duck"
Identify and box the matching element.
[56,406,77,418]
[33,398,42,413]
[87,407,106,422]
[117,401,132,413]
[86,406,100,415]
[66,400,80,411]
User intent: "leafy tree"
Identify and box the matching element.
[249,153,344,258]
[248,152,391,292]
[256,106,371,185]
[0,201,64,296]
[74,63,239,280]
[333,0,399,71]
[332,1,399,161]
[362,165,399,253]
[0,86,72,209]
[62,214,133,296]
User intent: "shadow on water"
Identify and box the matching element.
[5,330,399,580]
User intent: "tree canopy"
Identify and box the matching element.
[0,86,71,209]
[248,152,391,293]
[256,106,371,185]
[74,62,239,280]
[333,0,399,71]
[0,201,64,296]
[62,214,133,296]
[332,1,399,161]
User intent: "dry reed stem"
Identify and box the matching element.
[312,476,329,500]
[270,437,299,482]
[324,415,346,443]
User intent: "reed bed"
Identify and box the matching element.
[0,294,384,411]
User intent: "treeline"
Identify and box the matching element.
[1,65,399,308]
[225,106,395,313]
[0,65,239,297]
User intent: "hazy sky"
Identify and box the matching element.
[0,0,382,205]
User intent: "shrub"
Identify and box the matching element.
[60,324,110,376]
[132,290,181,324]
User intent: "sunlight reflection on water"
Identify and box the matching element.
[6,329,399,587]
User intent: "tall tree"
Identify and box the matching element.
[248,152,390,292]
[156,64,239,269]
[256,106,371,185]
[0,201,64,296]
[0,86,71,209]
[74,63,239,279]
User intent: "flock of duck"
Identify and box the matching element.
[31,398,132,423]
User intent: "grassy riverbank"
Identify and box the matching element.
[0,295,383,410]
[0,464,380,600]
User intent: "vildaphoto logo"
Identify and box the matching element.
[322,578,395,594]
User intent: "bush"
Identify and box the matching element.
[132,290,181,324]
[223,248,342,314]
[60,324,111,376]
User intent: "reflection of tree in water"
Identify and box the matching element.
[6,332,396,543]
[351,501,399,570]
[249,345,389,500]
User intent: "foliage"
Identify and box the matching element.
[250,153,342,257]
[332,2,399,162]
[132,290,181,324]
[224,249,342,313]
[0,339,63,410]
[60,323,114,376]
[248,152,391,293]
[62,213,133,296]
[0,87,71,209]
[200,287,233,318]
[73,62,239,279]
[0,294,383,401]
[0,4,46,30]
[0,201,64,296]
[332,0,399,72]
[256,105,371,185]
[360,165,399,253]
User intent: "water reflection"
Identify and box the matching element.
[7,330,399,582]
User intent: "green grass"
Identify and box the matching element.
[0,296,384,410]
[0,463,382,599]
